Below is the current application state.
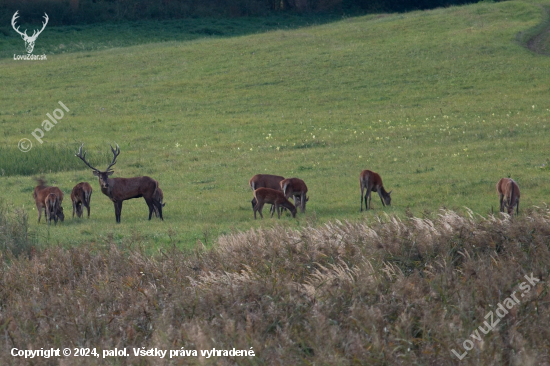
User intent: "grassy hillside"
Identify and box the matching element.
[1,0,550,249]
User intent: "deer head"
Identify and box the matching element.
[76,144,120,193]
[12,11,49,54]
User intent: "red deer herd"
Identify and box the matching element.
[30,145,522,226]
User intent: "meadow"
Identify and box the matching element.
[1,0,550,250]
[2,1,550,364]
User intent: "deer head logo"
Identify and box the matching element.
[11,11,49,54]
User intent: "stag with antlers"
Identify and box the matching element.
[75,144,164,223]
[11,11,49,54]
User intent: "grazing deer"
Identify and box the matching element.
[45,193,61,225]
[75,144,163,223]
[71,182,93,218]
[33,180,64,223]
[11,11,48,54]
[152,186,165,218]
[496,178,520,215]
[360,170,392,211]
[280,178,309,213]
[249,174,286,213]
[253,188,297,219]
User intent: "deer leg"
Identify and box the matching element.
[118,201,123,223]
[113,202,118,223]
[301,193,306,213]
[154,199,163,220]
[360,183,364,212]
[145,198,155,220]
[258,203,264,219]
[72,202,76,218]
[113,201,122,223]
[38,207,42,223]
[366,187,372,209]
[499,194,504,212]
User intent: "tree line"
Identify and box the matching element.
[1,0,496,26]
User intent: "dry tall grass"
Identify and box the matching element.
[1,208,549,365]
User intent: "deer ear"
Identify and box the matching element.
[93,171,100,176]
[388,190,392,195]
[107,171,114,176]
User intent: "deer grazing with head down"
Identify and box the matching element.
[33,179,64,223]
[11,11,49,54]
[360,170,392,211]
[75,144,164,223]
[280,178,308,213]
[71,182,93,218]
[253,188,297,219]
[249,174,288,213]
[496,178,520,216]
[152,186,165,218]
[45,193,61,225]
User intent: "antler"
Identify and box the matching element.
[30,13,48,40]
[11,11,27,38]
[75,144,100,172]
[105,144,120,172]
[11,11,48,40]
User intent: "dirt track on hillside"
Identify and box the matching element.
[526,6,550,55]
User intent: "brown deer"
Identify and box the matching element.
[360,170,392,211]
[152,186,165,218]
[496,178,520,215]
[280,178,309,213]
[45,193,61,225]
[33,180,64,223]
[71,182,93,218]
[75,144,163,223]
[253,188,297,219]
[249,174,286,213]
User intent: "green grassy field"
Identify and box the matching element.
[1,0,550,249]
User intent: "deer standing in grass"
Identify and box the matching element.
[360,170,392,211]
[45,193,61,225]
[249,174,288,214]
[33,179,64,223]
[71,182,93,218]
[496,178,520,215]
[280,178,308,213]
[253,188,297,219]
[76,144,164,223]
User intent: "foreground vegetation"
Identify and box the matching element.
[1,206,548,365]
[2,0,550,248]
